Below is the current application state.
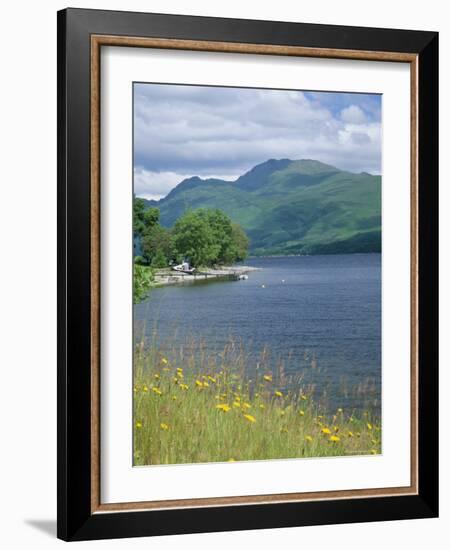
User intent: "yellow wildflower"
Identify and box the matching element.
[347,431,354,437]
[207,376,216,383]
[215,403,231,413]
[321,427,332,435]
[233,401,241,408]
[300,394,308,401]
[242,403,251,410]
[179,383,189,390]
[329,435,340,442]
[299,410,305,416]
[367,422,373,430]
[305,435,313,442]
[334,426,339,432]
[172,395,177,401]
[195,380,203,388]
[263,374,273,382]
[243,414,256,423]
[160,423,169,431]
[275,391,283,397]
[143,385,149,393]
[176,367,183,373]
[135,421,142,429]
[154,373,160,380]
[152,387,162,396]
[203,381,210,388]
[161,358,168,365]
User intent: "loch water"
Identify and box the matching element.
[135,253,381,414]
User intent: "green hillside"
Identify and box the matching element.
[142,159,381,255]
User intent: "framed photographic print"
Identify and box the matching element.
[57,8,438,541]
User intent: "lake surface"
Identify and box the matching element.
[135,254,381,414]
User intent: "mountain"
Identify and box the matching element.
[141,159,381,256]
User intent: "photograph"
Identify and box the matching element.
[132,83,383,466]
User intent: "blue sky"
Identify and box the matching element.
[134,83,381,200]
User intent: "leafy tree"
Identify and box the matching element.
[134,197,160,239]
[134,199,249,270]
[141,225,173,266]
[151,249,168,268]
[133,264,154,304]
[203,209,234,264]
[133,197,147,236]
[172,210,219,267]
[134,198,167,265]
[172,208,248,267]
[134,255,147,266]
[143,207,160,230]
[230,222,249,262]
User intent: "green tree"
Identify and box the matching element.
[230,222,249,262]
[133,197,160,239]
[172,210,219,267]
[151,249,168,268]
[143,207,160,229]
[141,225,173,266]
[203,209,234,264]
[134,198,166,264]
[133,197,147,236]
[133,264,154,304]
[172,208,249,267]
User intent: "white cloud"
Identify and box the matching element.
[340,105,367,124]
[134,168,238,200]
[134,170,189,200]
[133,84,382,196]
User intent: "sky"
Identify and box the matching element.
[134,83,381,200]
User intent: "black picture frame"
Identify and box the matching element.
[57,7,438,541]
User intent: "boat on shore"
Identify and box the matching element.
[172,261,196,274]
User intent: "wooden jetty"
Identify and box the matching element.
[153,266,259,287]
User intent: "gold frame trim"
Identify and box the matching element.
[90,35,419,514]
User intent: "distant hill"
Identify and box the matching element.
[140,159,381,256]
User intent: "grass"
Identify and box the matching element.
[133,338,381,466]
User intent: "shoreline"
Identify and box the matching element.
[248,251,381,259]
[153,265,261,287]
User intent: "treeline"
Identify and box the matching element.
[133,198,249,268]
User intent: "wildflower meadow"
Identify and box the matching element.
[133,338,381,466]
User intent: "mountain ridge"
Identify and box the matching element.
[139,159,381,255]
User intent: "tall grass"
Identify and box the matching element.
[133,337,381,466]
